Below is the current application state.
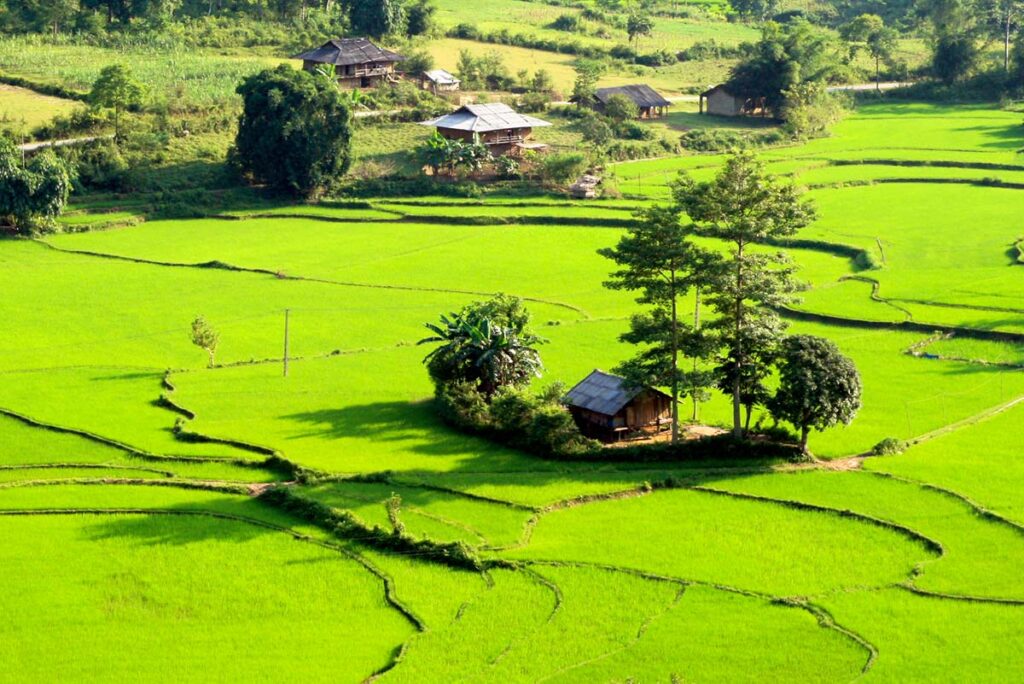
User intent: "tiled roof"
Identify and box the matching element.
[419,103,552,133]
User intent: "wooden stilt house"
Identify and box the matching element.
[293,38,404,89]
[564,370,673,442]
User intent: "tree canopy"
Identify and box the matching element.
[88,64,144,141]
[0,138,72,235]
[727,20,846,113]
[600,205,714,442]
[674,150,814,439]
[232,65,352,197]
[419,295,545,398]
[769,334,862,452]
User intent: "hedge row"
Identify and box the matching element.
[0,74,89,102]
[258,486,483,570]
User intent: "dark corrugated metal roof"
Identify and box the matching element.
[564,369,667,416]
[292,38,405,66]
[595,84,671,108]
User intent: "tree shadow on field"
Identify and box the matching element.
[283,400,512,460]
[84,499,288,547]
[283,398,787,500]
[952,122,1024,150]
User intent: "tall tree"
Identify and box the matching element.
[599,205,714,443]
[349,0,404,38]
[405,0,435,37]
[570,59,604,107]
[88,64,144,142]
[727,20,845,113]
[626,11,654,53]
[674,151,814,440]
[233,65,352,197]
[768,334,862,453]
[840,14,898,91]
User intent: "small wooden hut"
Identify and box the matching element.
[293,38,404,89]
[564,369,672,442]
[421,69,461,93]
[699,85,769,117]
[594,84,671,119]
[419,103,552,157]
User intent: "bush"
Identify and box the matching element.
[636,49,678,67]
[435,380,491,430]
[616,120,654,140]
[519,90,552,113]
[69,140,130,191]
[871,437,905,456]
[538,151,588,185]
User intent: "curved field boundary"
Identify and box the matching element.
[830,158,1024,172]
[0,462,177,477]
[839,275,914,319]
[35,239,589,320]
[523,558,879,678]
[0,505,424,680]
[777,305,1024,343]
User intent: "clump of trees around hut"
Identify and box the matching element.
[419,294,597,456]
[232,65,352,197]
[601,150,862,453]
[0,136,72,234]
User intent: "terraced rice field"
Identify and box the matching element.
[3,101,1024,680]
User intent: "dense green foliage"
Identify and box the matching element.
[233,65,352,196]
[0,136,72,233]
[769,334,862,450]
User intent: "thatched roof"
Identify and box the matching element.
[595,84,671,108]
[293,38,405,66]
[564,369,669,416]
[419,103,552,133]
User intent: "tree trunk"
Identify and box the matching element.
[875,55,881,93]
[732,244,744,440]
[691,289,701,422]
[744,403,753,433]
[1006,14,1012,72]
[670,270,680,444]
[800,426,810,454]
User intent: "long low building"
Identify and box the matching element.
[420,103,552,157]
[594,84,671,119]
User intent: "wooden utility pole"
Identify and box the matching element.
[283,308,290,377]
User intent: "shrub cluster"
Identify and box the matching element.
[679,127,784,152]
[436,381,598,457]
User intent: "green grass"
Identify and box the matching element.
[499,486,932,596]
[0,35,283,106]
[0,83,81,133]
[708,470,1024,600]
[4,100,1024,680]
[0,513,412,681]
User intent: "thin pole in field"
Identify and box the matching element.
[283,308,290,377]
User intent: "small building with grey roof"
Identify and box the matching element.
[594,84,671,119]
[293,38,404,89]
[564,369,672,441]
[419,103,552,157]
[420,69,461,93]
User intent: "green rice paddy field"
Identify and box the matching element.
[3,101,1024,681]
